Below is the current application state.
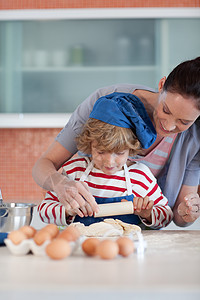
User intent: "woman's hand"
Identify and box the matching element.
[46,172,99,218]
[177,193,200,223]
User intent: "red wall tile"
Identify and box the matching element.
[0,128,61,204]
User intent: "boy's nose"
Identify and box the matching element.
[104,154,115,165]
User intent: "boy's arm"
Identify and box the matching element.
[139,180,173,229]
[38,191,75,226]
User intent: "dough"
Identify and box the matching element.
[112,219,141,235]
[70,221,123,237]
[70,219,141,237]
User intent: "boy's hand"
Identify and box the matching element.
[133,196,154,221]
[121,197,154,222]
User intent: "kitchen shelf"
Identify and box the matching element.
[21,65,156,72]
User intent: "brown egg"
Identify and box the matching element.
[97,240,119,260]
[33,230,52,246]
[8,230,28,245]
[82,238,100,256]
[41,224,59,238]
[58,226,80,242]
[19,225,37,239]
[45,239,71,260]
[116,237,134,257]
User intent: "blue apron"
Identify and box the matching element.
[74,161,140,226]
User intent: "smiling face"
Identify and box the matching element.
[91,142,130,175]
[153,80,200,137]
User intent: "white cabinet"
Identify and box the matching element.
[0,10,200,114]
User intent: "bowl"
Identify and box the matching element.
[0,203,35,233]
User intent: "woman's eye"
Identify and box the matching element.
[163,106,170,114]
[180,120,190,126]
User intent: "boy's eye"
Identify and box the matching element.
[116,152,125,155]
[97,151,104,154]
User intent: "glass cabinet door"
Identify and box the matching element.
[0,18,199,113]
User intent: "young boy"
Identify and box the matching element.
[38,92,173,229]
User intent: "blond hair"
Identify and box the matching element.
[76,118,141,155]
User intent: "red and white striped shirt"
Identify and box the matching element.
[38,156,173,229]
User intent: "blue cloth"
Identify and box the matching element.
[74,194,140,226]
[89,92,157,149]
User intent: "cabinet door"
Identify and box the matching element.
[0,18,199,113]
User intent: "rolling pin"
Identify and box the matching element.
[94,201,134,218]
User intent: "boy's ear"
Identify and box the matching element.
[158,77,166,92]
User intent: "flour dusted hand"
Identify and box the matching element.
[44,172,98,217]
[178,193,200,223]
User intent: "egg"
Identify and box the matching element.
[33,230,52,246]
[58,226,80,242]
[41,224,59,238]
[19,225,37,239]
[45,239,71,260]
[116,237,134,257]
[8,230,28,245]
[97,240,119,260]
[82,238,100,256]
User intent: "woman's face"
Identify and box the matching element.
[153,88,200,137]
[91,143,129,175]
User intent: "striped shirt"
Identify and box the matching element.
[130,134,177,177]
[38,156,173,229]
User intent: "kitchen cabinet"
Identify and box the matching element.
[0,10,200,116]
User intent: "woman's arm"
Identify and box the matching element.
[32,140,72,189]
[32,141,98,214]
[173,185,200,227]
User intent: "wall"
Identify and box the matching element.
[0,1,199,10]
[0,128,60,203]
[0,0,199,204]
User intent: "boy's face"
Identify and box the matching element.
[91,142,129,175]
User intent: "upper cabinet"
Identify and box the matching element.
[0,9,200,114]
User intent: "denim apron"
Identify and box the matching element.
[74,161,140,226]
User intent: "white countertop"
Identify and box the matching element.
[0,113,70,128]
[0,230,200,299]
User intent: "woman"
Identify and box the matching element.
[32,57,200,227]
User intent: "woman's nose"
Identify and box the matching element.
[163,120,176,131]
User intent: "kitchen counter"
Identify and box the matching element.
[0,230,200,299]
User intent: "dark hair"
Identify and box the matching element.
[163,57,200,111]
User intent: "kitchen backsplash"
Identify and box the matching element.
[0,0,198,9]
[0,128,61,203]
